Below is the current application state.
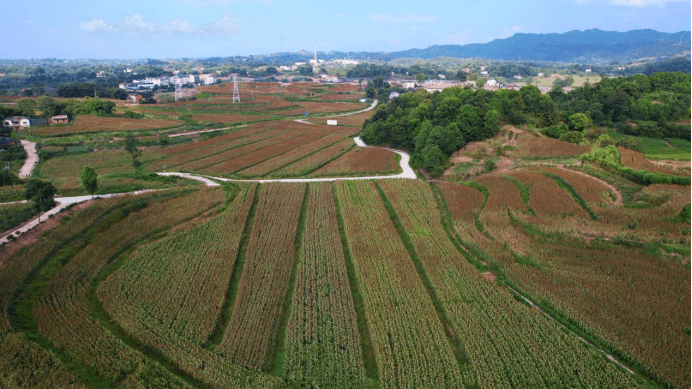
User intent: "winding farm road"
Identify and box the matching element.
[158,136,416,184]
[18,140,38,178]
[0,191,157,245]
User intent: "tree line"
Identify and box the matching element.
[361,72,690,177]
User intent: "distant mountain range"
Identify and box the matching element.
[248,29,691,65]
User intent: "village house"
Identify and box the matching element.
[50,115,69,124]
[2,116,31,128]
[127,94,143,104]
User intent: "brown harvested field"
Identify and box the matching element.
[148,131,281,171]
[270,138,355,177]
[202,132,326,175]
[438,181,484,222]
[310,147,399,176]
[325,83,360,93]
[311,110,375,127]
[508,169,587,217]
[317,93,365,101]
[249,119,354,135]
[175,131,304,172]
[476,175,524,212]
[153,128,265,156]
[31,115,184,135]
[619,146,689,176]
[237,134,347,177]
[277,101,367,116]
[514,134,589,158]
[190,112,267,124]
[539,166,613,204]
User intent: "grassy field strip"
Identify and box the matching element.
[277,182,369,388]
[334,180,465,389]
[381,180,644,388]
[217,183,305,371]
[238,134,348,177]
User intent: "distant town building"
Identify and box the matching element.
[585,69,592,73]
[388,92,400,101]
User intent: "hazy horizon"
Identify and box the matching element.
[3,0,691,59]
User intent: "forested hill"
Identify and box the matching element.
[360,72,691,177]
[386,29,691,63]
[247,29,691,65]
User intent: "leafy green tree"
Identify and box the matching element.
[16,98,37,116]
[455,70,467,81]
[24,179,57,220]
[420,145,446,177]
[124,135,142,169]
[568,113,589,132]
[80,166,98,198]
[415,73,426,84]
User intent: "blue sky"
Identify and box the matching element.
[3,0,690,58]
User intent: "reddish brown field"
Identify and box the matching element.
[174,131,303,172]
[311,147,398,176]
[514,134,589,158]
[270,138,355,177]
[31,115,183,135]
[152,128,265,156]
[238,134,347,177]
[311,110,375,127]
[277,102,367,116]
[203,132,325,175]
[539,166,612,203]
[476,175,524,212]
[437,181,484,222]
[508,169,587,217]
[619,146,689,176]
[148,131,281,171]
[190,112,266,124]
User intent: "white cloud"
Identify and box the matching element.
[80,19,114,32]
[370,13,437,23]
[81,14,240,36]
[199,13,240,35]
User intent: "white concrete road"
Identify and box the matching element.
[18,140,38,178]
[157,136,416,184]
[0,191,156,245]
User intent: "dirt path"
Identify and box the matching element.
[555,165,623,206]
[18,140,38,178]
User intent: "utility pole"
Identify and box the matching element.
[232,74,241,103]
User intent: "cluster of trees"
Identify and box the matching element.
[6,96,115,119]
[56,82,128,99]
[361,87,501,176]
[550,72,690,138]
[361,72,690,177]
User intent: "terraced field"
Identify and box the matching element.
[1,80,689,389]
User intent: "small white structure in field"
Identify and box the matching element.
[327,120,338,126]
